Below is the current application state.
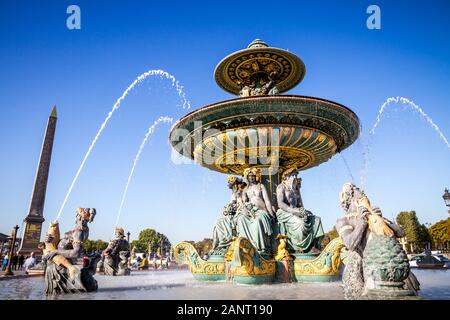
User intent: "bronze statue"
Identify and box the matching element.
[237,71,279,97]
[102,227,131,276]
[235,167,274,256]
[41,208,100,295]
[237,81,252,97]
[210,176,246,256]
[276,168,324,253]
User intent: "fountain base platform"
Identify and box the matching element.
[174,237,345,284]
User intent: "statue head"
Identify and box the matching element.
[76,208,96,223]
[339,183,364,212]
[115,227,125,238]
[243,167,261,184]
[282,167,301,188]
[227,175,240,188]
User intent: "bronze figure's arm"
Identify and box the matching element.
[54,229,84,259]
[102,240,115,256]
[261,184,274,217]
[382,217,405,238]
[53,243,82,259]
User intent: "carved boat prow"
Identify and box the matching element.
[173,242,226,281]
[294,237,345,282]
[227,237,276,284]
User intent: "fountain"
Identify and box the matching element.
[2,39,449,300]
[169,39,360,284]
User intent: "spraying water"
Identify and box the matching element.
[56,70,190,220]
[360,96,450,188]
[114,116,173,228]
[339,153,355,183]
[370,97,450,147]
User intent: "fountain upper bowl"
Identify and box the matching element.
[169,95,360,175]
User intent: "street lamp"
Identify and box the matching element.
[127,231,130,243]
[4,225,19,276]
[443,188,450,214]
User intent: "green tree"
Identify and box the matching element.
[83,239,108,253]
[83,240,95,253]
[193,238,213,257]
[396,211,430,252]
[94,239,108,251]
[429,218,450,251]
[417,223,432,250]
[131,228,171,256]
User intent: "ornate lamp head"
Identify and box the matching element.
[443,188,450,213]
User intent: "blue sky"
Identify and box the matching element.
[1,0,449,245]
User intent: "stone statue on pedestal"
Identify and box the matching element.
[276,168,324,253]
[41,208,100,295]
[335,183,419,299]
[235,167,274,256]
[102,227,131,276]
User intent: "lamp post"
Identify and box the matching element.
[4,225,19,276]
[127,231,130,243]
[443,188,450,214]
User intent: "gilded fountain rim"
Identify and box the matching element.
[170,95,360,134]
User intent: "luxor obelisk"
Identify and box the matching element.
[18,106,57,255]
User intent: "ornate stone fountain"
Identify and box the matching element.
[170,39,360,284]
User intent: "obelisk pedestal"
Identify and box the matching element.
[18,106,57,256]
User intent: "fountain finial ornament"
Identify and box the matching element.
[247,39,269,48]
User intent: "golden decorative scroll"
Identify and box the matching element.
[174,242,225,275]
[294,237,345,276]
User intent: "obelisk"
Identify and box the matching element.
[18,106,57,255]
